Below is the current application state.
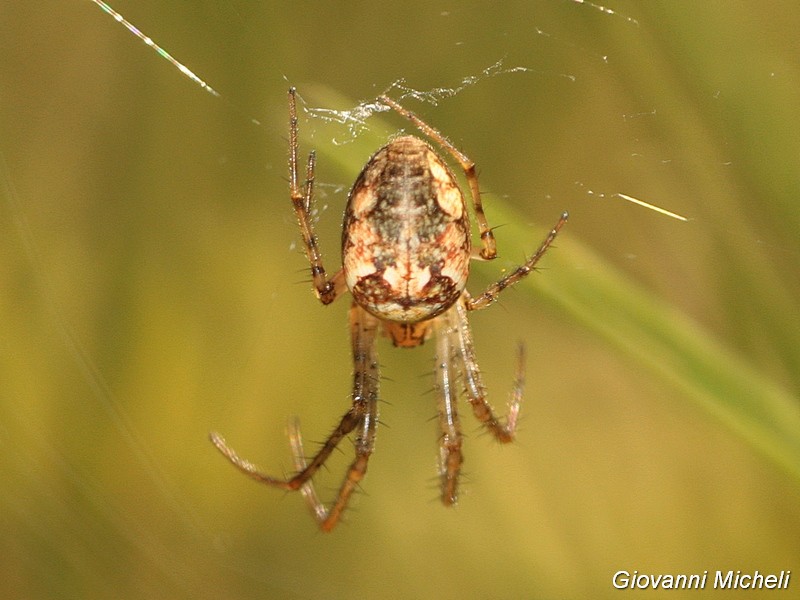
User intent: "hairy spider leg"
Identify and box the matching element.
[432,299,526,504]
[289,87,346,305]
[452,299,526,443]
[433,309,465,505]
[466,211,569,311]
[287,304,380,531]
[432,213,565,447]
[209,304,380,532]
[286,416,327,524]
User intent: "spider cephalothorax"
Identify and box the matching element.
[211,88,567,532]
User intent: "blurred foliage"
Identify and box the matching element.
[1,1,799,599]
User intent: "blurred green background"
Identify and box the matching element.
[1,1,799,598]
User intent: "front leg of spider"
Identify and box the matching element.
[287,87,346,305]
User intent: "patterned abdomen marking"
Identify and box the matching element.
[342,136,471,324]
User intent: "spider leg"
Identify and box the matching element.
[434,306,464,505]
[452,299,525,443]
[286,416,328,524]
[289,87,346,305]
[466,212,568,311]
[378,95,497,260]
[209,303,380,532]
[287,304,380,531]
[306,303,381,531]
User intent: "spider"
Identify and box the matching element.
[210,88,568,532]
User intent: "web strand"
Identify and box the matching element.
[89,0,220,98]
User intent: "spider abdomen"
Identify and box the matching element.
[342,135,471,323]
